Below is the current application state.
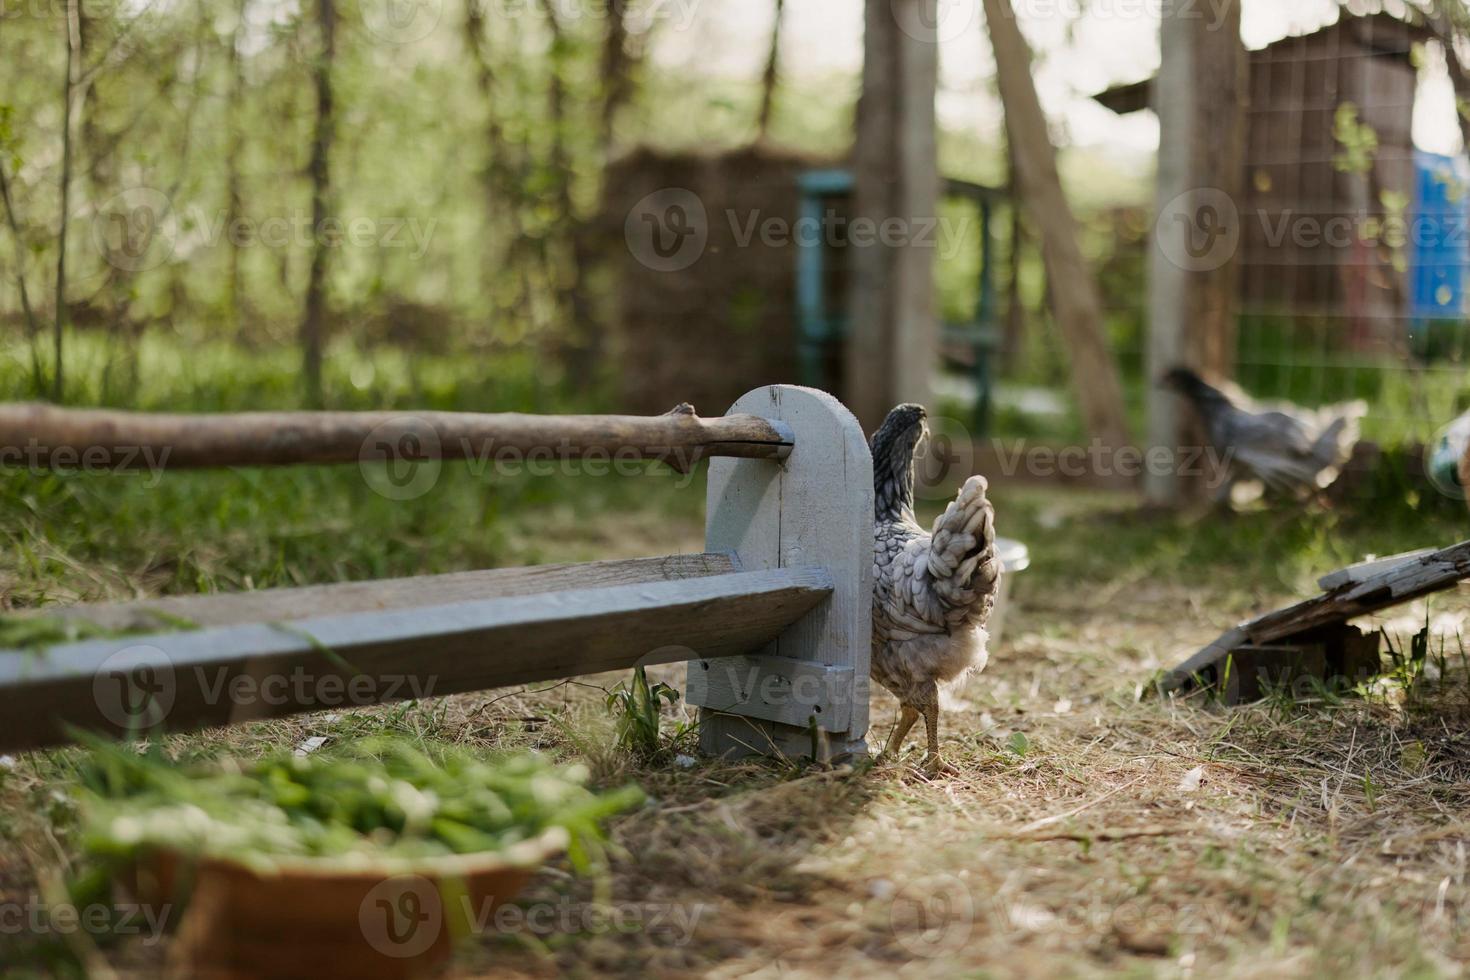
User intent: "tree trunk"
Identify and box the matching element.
[599,1,632,150]
[536,0,602,387]
[225,0,249,341]
[464,0,531,327]
[845,0,939,432]
[300,0,336,407]
[756,0,784,140]
[1000,138,1026,371]
[53,0,81,403]
[1145,0,1246,505]
[982,0,1132,453]
[0,161,44,394]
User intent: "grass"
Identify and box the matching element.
[6,334,1470,975]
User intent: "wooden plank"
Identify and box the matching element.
[0,567,832,753]
[1317,549,1436,591]
[28,553,740,632]
[693,386,874,761]
[984,0,1132,455]
[0,403,794,474]
[685,653,854,730]
[1162,540,1470,693]
[1247,539,1470,643]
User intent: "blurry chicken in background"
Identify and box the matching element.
[869,404,1001,775]
[1162,367,1366,505]
[1427,407,1470,508]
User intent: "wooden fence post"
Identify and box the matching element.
[686,385,874,761]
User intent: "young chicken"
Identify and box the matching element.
[869,404,1001,775]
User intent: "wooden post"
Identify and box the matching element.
[1146,0,1246,505]
[845,0,939,432]
[984,0,1133,454]
[687,385,874,761]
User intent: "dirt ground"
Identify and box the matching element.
[5,488,1470,978]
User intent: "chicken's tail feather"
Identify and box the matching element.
[925,475,1001,612]
[1309,400,1367,487]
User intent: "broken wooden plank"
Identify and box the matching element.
[1317,549,1437,591]
[1247,540,1470,643]
[27,553,741,632]
[1157,539,1470,697]
[0,566,832,753]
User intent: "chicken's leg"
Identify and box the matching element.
[879,705,921,761]
[921,700,959,776]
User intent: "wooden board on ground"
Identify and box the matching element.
[1161,539,1470,700]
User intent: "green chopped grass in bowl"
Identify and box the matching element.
[76,736,644,874]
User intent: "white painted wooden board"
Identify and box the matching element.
[689,386,874,761]
[685,653,854,730]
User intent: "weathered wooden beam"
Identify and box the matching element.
[0,566,832,753]
[1246,541,1470,644]
[1161,541,1470,695]
[0,402,794,474]
[27,553,741,632]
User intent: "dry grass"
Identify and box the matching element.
[5,488,1470,977]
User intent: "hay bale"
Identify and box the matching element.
[599,145,840,416]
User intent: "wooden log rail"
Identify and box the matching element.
[0,386,875,762]
[0,402,793,473]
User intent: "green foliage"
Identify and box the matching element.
[605,666,681,760]
[1332,102,1379,177]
